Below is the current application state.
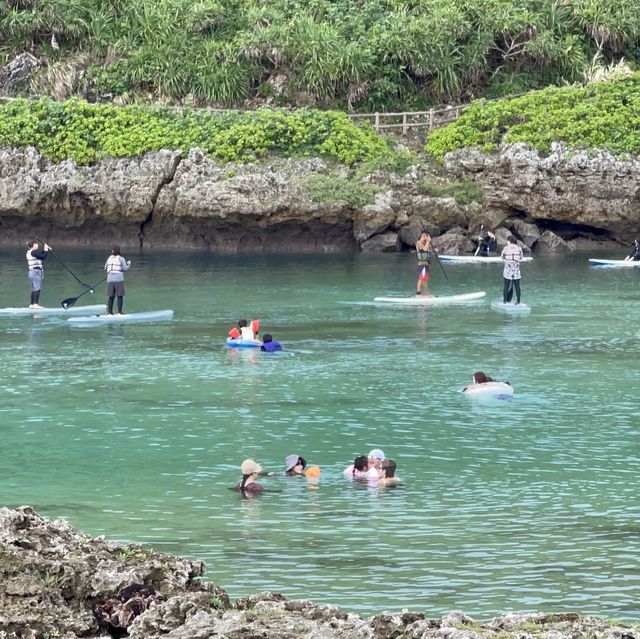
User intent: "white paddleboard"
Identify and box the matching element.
[374,291,486,305]
[588,258,640,267]
[0,304,107,317]
[491,299,531,313]
[439,255,533,263]
[68,310,174,325]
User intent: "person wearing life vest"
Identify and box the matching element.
[104,245,131,315]
[624,238,640,261]
[415,232,432,296]
[26,239,52,308]
[501,235,524,304]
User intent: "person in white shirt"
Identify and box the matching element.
[104,245,131,315]
[343,455,382,480]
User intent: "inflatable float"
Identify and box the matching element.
[0,304,107,317]
[438,255,533,264]
[68,310,174,325]
[462,381,514,398]
[374,291,486,305]
[226,337,263,348]
[588,258,640,267]
[491,299,531,314]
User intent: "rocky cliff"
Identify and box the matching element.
[1,506,638,639]
[0,143,635,254]
[444,143,640,240]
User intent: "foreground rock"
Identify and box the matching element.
[1,507,638,639]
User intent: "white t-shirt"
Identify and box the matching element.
[240,326,255,340]
[343,465,380,480]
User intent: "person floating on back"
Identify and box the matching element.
[25,239,52,308]
[501,235,523,304]
[415,232,432,296]
[261,334,282,352]
[104,245,131,315]
[624,238,640,261]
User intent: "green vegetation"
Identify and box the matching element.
[115,545,148,561]
[1,0,640,110]
[419,177,484,204]
[0,97,390,165]
[308,174,384,207]
[426,72,640,158]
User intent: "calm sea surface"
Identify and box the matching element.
[1,247,639,619]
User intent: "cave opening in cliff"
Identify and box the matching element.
[532,219,613,241]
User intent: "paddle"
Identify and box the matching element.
[61,277,106,309]
[474,224,484,256]
[420,224,448,282]
[38,240,93,290]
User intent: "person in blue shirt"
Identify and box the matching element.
[260,334,282,352]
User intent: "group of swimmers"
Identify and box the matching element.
[233,449,399,495]
[228,319,283,352]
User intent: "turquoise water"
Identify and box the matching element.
[1,247,639,619]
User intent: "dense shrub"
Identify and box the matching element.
[308,175,384,208]
[1,0,640,110]
[426,73,640,158]
[419,178,484,204]
[0,98,390,165]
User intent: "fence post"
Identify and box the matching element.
[402,112,407,135]
[374,112,380,132]
[429,109,434,131]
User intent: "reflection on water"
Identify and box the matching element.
[0,248,639,619]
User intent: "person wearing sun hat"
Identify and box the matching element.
[367,449,385,475]
[234,459,264,494]
[285,454,307,476]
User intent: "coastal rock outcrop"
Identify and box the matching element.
[444,143,640,239]
[0,143,632,253]
[1,507,638,639]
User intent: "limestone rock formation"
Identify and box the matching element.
[445,143,640,239]
[1,507,638,639]
[0,143,632,253]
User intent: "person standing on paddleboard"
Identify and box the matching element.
[26,239,52,308]
[501,235,523,304]
[415,232,433,296]
[104,245,131,315]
